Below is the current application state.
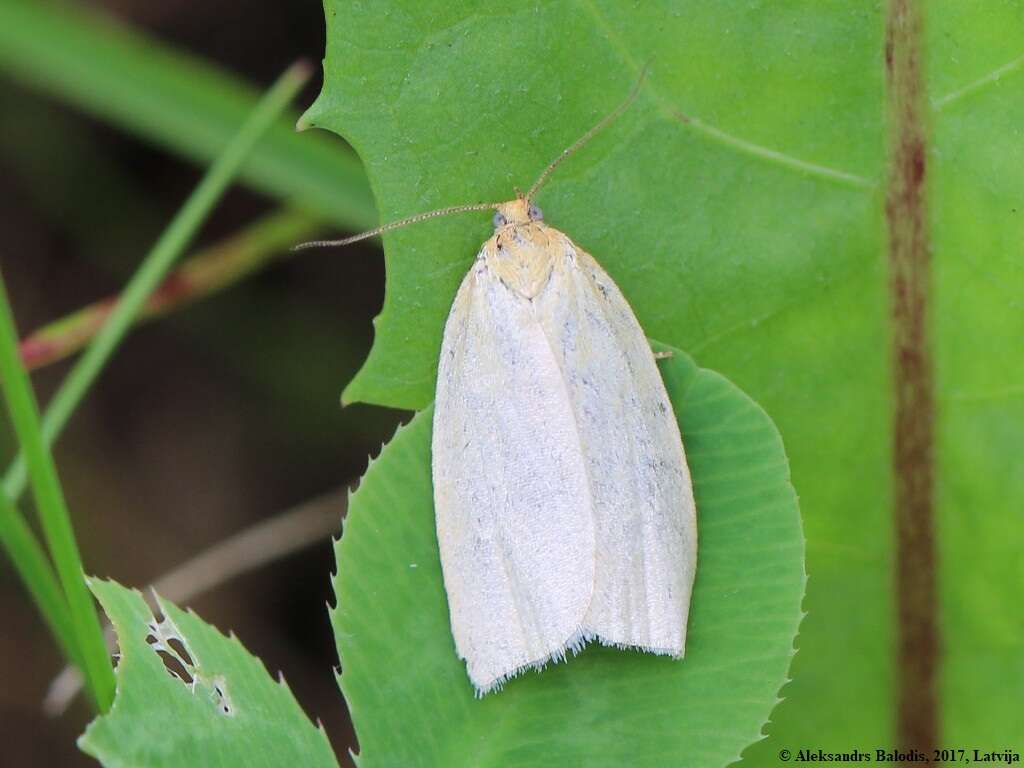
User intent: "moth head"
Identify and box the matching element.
[493,198,543,229]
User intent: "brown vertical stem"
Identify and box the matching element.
[885,0,939,752]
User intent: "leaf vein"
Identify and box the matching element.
[574,0,874,190]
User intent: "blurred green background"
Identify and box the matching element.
[0,2,400,764]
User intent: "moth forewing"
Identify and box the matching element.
[431,234,597,695]
[536,242,696,655]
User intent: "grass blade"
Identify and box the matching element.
[0,1,376,231]
[0,502,82,669]
[0,274,115,711]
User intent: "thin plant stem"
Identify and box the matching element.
[20,208,325,371]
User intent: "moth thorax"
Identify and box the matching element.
[486,224,560,299]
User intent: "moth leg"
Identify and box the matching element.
[652,348,674,360]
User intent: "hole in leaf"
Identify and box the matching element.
[210,676,233,717]
[142,610,236,716]
[167,637,194,667]
[145,616,197,693]
[156,649,194,685]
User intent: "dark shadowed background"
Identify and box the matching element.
[0,1,397,764]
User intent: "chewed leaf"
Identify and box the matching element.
[331,343,805,767]
[79,579,338,768]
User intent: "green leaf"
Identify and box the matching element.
[333,345,804,767]
[305,2,880,410]
[927,2,1024,748]
[79,579,338,768]
[308,2,1024,754]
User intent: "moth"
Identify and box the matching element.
[300,71,697,696]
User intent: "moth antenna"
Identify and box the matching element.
[526,63,651,202]
[292,201,502,251]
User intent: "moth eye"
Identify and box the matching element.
[527,204,543,221]
[492,211,508,228]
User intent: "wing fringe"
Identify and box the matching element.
[471,627,683,697]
